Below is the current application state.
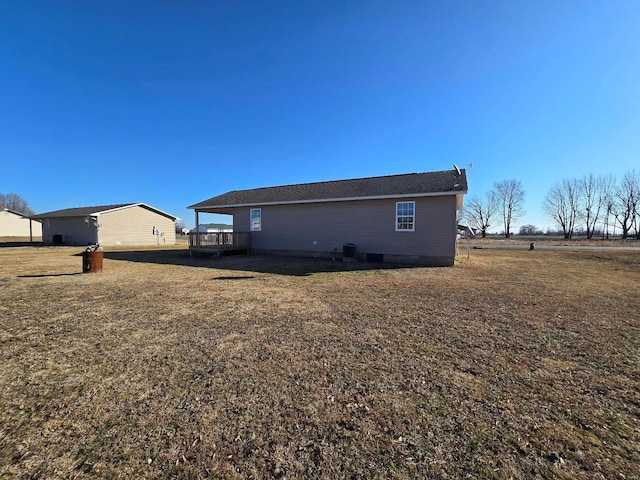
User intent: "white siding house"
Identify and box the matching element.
[0,209,42,239]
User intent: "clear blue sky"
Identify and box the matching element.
[2,1,638,230]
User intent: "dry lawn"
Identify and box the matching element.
[0,245,638,479]
[460,235,640,248]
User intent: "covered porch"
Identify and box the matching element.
[188,207,251,256]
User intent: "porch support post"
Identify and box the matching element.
[195,210,200,247]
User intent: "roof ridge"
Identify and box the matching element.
[229,169,456,193]
[35,203,131,214]
[189,169,467,210]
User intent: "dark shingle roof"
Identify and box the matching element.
[32,203,177,220]
[2,208,35,218]
[32,204,135,219]
[189,169,467,210]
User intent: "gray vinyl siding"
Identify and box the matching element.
[233,196,457,260]
[98,206,176,246]
[42,218,98,245]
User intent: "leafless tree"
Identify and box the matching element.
[464,192,498,238]
[603,198,615,239]
[543,178,581,239]
[494,180,525,238]
[0,193,34,215]
[613,170,640,239]
[580,174,615,239]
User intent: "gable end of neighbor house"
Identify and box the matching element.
[98,204,177,246]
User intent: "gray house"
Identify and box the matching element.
[189,169,468,266]
[33,203,177,246]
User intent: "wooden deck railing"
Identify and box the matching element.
[188,232,251,255]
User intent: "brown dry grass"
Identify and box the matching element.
[461,235,640,248]
[0,245,638,479]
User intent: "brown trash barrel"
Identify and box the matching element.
[82,250,103,273]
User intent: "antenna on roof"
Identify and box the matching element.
[465,225,476,237]
[467,163,473,170]
[453,163,461,175]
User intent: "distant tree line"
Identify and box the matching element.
[519,224,543,235]
[543,171,639,239]
[463,170,640,240]
[0,193,34,215]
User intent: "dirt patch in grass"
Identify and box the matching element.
[0,246,638,479]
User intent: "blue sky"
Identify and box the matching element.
[2,1,639,230]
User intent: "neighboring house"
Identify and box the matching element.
[0,209,42,239]
[195,223,233,233]
[32,203,177,246]
[188,169,468,266]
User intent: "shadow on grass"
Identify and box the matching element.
[18,273,83,278]
[0,241,44,248]
[213,275,256,281]
[103,249,418,276]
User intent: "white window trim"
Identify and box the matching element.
[395,201,415,232]
[250,208,262,232]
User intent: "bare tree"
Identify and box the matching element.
[464,192,498,238]
[603,197,615,239]
[543,178,581,239]
[494,180,525,238]
[613,170,640,239]
[580,174,615,239]
[0,193,34,215]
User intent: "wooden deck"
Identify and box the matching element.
[188,232,251,256]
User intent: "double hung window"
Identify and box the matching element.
[250,208,262,231]
[396,202,415,231]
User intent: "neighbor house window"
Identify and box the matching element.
[250,208,262,231]
[396,202,415,231]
